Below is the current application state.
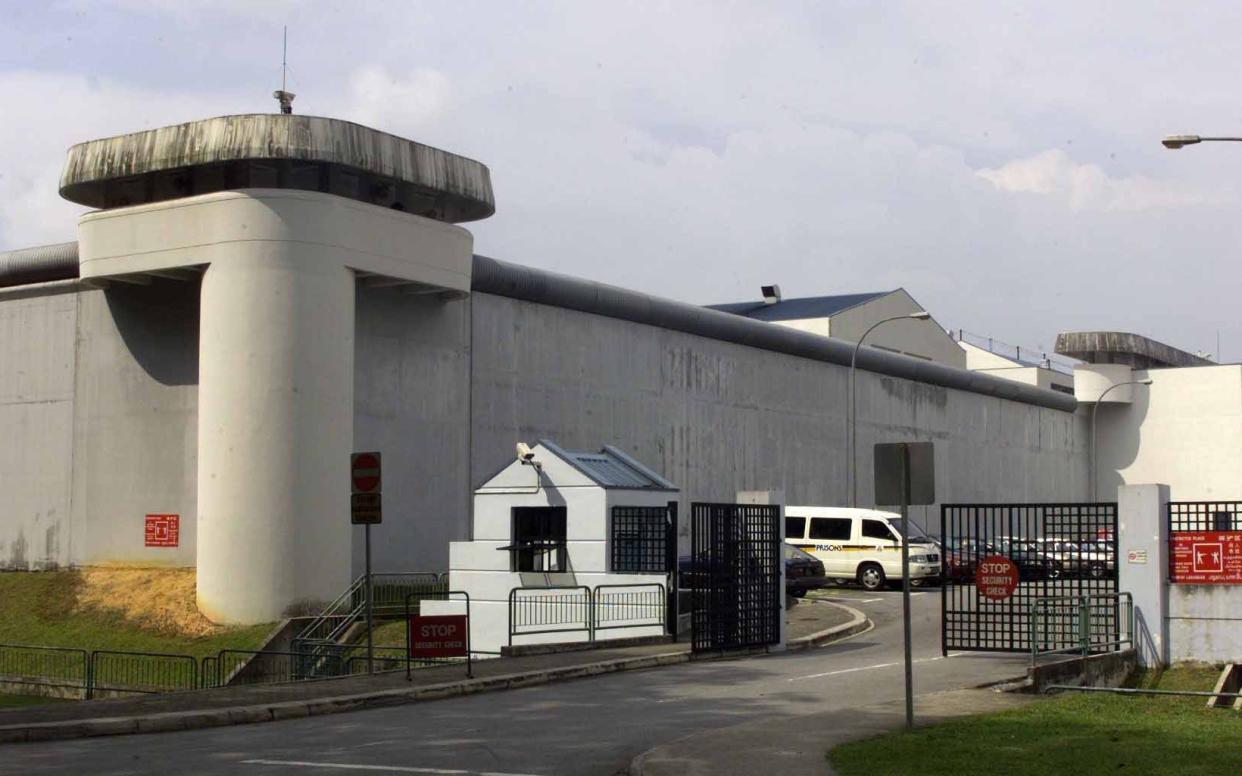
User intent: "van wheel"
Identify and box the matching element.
[858,563,886,591]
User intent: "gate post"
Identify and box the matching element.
[737,490,786,652]
[1118,483,1170,667]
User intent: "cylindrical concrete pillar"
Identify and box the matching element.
[196,243,354,624]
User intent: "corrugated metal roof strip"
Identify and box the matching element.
[472,254,1079,413]
[537,439,678,490]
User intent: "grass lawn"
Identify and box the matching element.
[0,694,68,708]
[831,666,1242,775]
[0,571,274,660]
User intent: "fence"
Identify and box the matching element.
[1029,593,1134,667]
[1167,501,1242,584]
[592,584,666,636]
[508,586,593,647]
[508,584,667,647]
[88,650,198,698]
[0,644,89,696]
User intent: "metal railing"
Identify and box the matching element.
[592,584,666,636]
[509,586,593,647]
[210,648,346,687]
[291,571,447,673]
[88,650,198,698]
[1030,592,1134,666]
[508,584,668,647]
[0,643,89,695]
[295,572,447,647]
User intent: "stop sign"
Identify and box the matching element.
[976,555,1019,601]
[351,452,381,493]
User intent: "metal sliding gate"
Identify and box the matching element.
[689,502,781,653]
[941,503,1118,654]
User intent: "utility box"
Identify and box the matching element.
[426,441,679,655]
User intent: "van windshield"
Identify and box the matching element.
[889,518,930,544]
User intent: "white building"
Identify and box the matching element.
[434,441,677,655]
[709,287,966,368]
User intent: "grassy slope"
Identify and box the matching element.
[0,571,273,659]
[831,666,1242,776]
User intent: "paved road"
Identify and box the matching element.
[1,589,1029,776]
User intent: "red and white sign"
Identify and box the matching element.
[1172,531,1242,584]
[144,514,179,548]
[351,452,382,494]
[975,555,1019,601]
[408,615,468,658]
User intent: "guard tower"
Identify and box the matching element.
[60,114,494,623]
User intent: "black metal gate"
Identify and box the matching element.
[941,503,1118,654]
[689,502,781,652]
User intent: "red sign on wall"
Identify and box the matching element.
[144,514,180,548]
[408,615,468,658]
[976,555,1019,601]
[1171,531,1242,584]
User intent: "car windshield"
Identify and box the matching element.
[889,518,930,543]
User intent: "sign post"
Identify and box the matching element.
[351,451,382,674]
[875,441,935,730]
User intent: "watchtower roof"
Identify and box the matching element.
[59,113,494,223]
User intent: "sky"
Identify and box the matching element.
[2,1,1241,359]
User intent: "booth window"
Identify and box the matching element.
[611,506,668,573]
[507,507,567,572]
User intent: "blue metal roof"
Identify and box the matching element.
[707,291,889,322]
[538,440,678,491]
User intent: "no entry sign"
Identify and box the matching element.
[351,452,382,494]
[976,555,1019,601]
[1171,531,1242,584]
[408,615,468,658]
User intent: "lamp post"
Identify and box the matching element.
[1162,135,1242,149]
[1090,379,1153,501]
[849,311,932,507]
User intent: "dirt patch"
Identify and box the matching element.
[75,568,223,637]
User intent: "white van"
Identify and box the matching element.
[784,507,940,591]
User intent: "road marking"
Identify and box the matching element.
[788,655,946,682]
[824,596,883,603]
[241,760,545,776]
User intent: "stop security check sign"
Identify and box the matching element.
[408,615,468,658]
[976,555,1019,601]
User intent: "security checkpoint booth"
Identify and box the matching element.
[425,441,679,655]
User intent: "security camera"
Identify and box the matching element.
[516,442,536,463]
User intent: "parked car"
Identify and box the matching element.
[784,543,829,598]
[785,506,940,591]
[1036,539,1112,579]
[995,537,1063,580]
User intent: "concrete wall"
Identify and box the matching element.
[1096,365,1242,501]
[352,286,471,576]
[469,292,1088,537]
[1,262,1088,590]
[0,278,198,570]
[0,282,77,569]
[70,281,199,567]
[1170,585,1242,662]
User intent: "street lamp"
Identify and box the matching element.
[1090,378,1153,501]
[848,311,932,507]
[1162,135,1242,149]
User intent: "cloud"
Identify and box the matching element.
[0,71,241,249]
[976,149,1220,211]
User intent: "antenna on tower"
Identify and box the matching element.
[273,26,296,114]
